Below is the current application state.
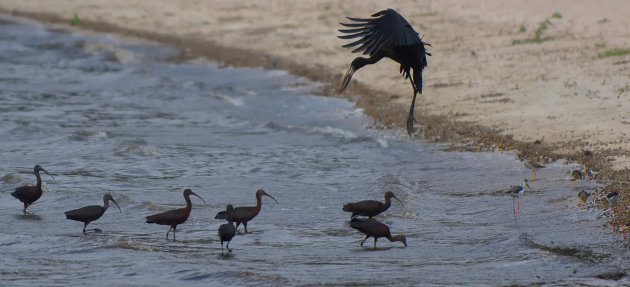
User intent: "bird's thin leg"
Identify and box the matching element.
[23,203,31,215]
[243,222,248,234]
[406,79,419,137]
[166,226,173,239]
[513,198,517,225]
[360,235,369,246]
[227,241,232,252]
[611,204,616,240]
[532,170,536,181]
[172,226,177,240]
[373,238,378,249]
[518,197,521,225]
[221,241,225,254]
[617,204,626,240]
[82,223,88,234]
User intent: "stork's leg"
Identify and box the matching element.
[243,222,248,234]
[373,238,378,249]
[406,69,423,136]
[360,235,369,246]
[339,53,385,93]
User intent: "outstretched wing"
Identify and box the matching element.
[338,9,424,56]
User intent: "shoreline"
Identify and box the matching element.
[1,2,629,216]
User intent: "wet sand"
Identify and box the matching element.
[1,1,630,214]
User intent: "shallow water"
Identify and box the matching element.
[0,15,628,286]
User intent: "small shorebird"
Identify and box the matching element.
[522,159,545,181]
[577,190,590,210]
[606,192,626,240]
[571,169,584,188]
[506,179,531,225]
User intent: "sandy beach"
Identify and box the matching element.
[2,1,630,206]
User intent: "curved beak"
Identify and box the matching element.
[393,195,405,208]
[40,167,55,181]
[190,191,206,204]
[262,191,278,204]
[110,198,122,213]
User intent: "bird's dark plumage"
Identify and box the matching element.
[342,191,404,218]
[349,218,407,248]
[215,189,277,234]
[338,8,431,135]
[11,165,54,214]
[218,204,238,253]
[65,193,121,233]
[146,189,205,239]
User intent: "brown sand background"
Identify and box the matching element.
[2,1,630,209]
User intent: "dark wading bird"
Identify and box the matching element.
[215,189,277,234]
[146,189,206,239]
[65,193,121,233]
[11,165,54,214]
[349,218,407,248]
[343,191,404,219]
[218,204,238,254]
[338,8,431,136]
[606,192,626,240]
[506,179,531,225]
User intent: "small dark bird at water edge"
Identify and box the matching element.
[218,204,238,254]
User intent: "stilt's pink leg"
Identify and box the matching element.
[513,198,517,225]
[617,205,626,240]
[611,204,616,241]
[517,197,521,225]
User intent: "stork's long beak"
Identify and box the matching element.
[40,167,55,181]
[111,198,122,212]
[262,191,278,204]
[190,191,206,204]
[393,195,405,208]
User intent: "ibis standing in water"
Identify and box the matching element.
[146,189,206,239]
[338,8,431,136]
[65,193,121,233]
[506,179,531,225]
[215,189,277,234]
[218,204,238,254]
[343,191,404,219]
[349,218,407,248]
[11,165,54,214]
